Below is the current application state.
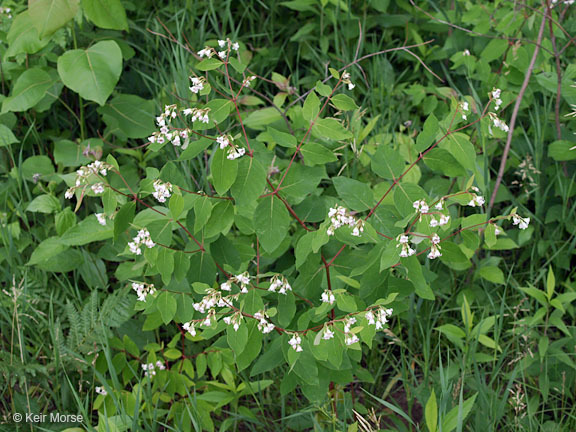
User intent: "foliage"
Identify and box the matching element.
[1,0,576,431]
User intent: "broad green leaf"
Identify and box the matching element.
[441,133,475,171]
[484,223,497,248]
[205,99,232,124]
[441,393,477,432]
[196,57,223,71]
[301,143,337,166]
[331,94,358,111]
[266,126,297,148]
[61,216,113,245]
[211,148,238,195]
[227,323,248,356]
[21,155,54,180]
[27,237,68,266]
[98,94,156,138]
[548,140,576,161]
[2,68,53,113]
[546,267,555,300]
[302,90,320,122]
[5,11,50,58]
[480,38,508,62]
[415,114,438,152]
[82,0,128,30]
[178,137,212,160]
[254,196,291,253]
[333,176,373,211]
[0,125,18,148]
[236,321,263,371]
[157,248,175,285]
[393,182,427,216]
[194,197,213,233]
[230,156,267,207]
[53,140,91,166]
[26,194,61,214]
[380,241,400,271]
[423,148,466,177]
[281,165,325,203]
[114,201,135,242]
[156,291,177,325]
[169,192,184,219]
[29,0,79,38]
[403,256,434,300]
[477,266,505,285]
[57,40,122,106]
[436,324,466,339]
[425,389,438,432]
[371,145,405,180]
[312,118,353,140]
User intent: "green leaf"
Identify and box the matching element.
[227,324,248,356]
[0,125,18,148]
[333,177,373,211]
[336,276,360,289]
[477,266,505,285]
[371,145,405,180]
[98,94,156,138]
[196,57,223,71]
[205,99,233,124]
[114,201,135,242]
[336,294,357,313]
[546,267,555,300]
[61,216,113,245]
[254,196,291,253]
[194,197,213,233]
[442,133,475,171]
[281,165,325,202]
[157,248,175,285]
[29,0,79,38]
[27,237,68,266]
[53,140,90,166]
[380,241,400,271]
[169,192,184,219]
[26,194,61,214]
[2,68,54,113]
[266,127,297,148]
[423,148,466,177]
[549,140,576,161]
[415,114,438,152]
[178,137,212,160]
[484,224,497,248]
[301,143,337,166]
[425,389,438,432]
[441,393,477,432]
[312,118,352,140]
[331,94,358,111]
[403,256,434,300]
[211,148,238,195]
[5,11,50,58]
[436,324,466,339]
[302,90,320,122]
[156,291,177,325]
[57,40,123,106]
[82,0,128,30]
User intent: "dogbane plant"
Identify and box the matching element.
[63,37,530,408]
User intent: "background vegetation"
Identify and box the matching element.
[1,0,575,431]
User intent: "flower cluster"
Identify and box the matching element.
[322,326,335,340]
[512,213,530,230]
[254,310,275,334]
[365,307,393,330]
[193,288,227,314]
[427,233,442,260]
[242,76,256,87]
[429,213,450,228]
[223,312,243,331]
[148,104,191,148]
[0,7,12,19]
[344,317,359,345]
[488,112,510,134]
[142,361,165,378]
[182,321,197,337]
[396,234,415,257]
[268,274,292,294]
[327,206,364,237]
[413,200,429,214]
[197,38,240,59]
[341,71,355,90]
[128,228,155,255]
[220,272,251,293]
[289,334,303,352]
[152,179,173,203]
[491,88,503,110]
[321,289,335,305]
[462,49,471,56]
[182,107,210,124]
[460,101,470,120]
[65,160,113,199]
[467,187,485,207]
[189,76,205,94]
[217,134,246,160]
[132,282,156,302]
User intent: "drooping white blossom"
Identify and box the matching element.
[288,334,303,352]
[512,213,530,230]
[321,289,335,305]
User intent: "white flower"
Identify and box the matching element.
[322,327,334,340]
[132,282,155,301]
[95,213,107,226]
[189,76,204,94]
[182,321,197,336]
[152,179,173,203]
[321,289,335,305]
[467,194,485,207]
[243,76,256,87]
[288,334,303,352]
[345,334,359,345]
[218,51,227,59]
[65,188,75,199]
[342,71,355,90]
[343,317,356,333]
[365,311,375,325]
[95,386,107,396]
[347,83,355,90]
[198,48,212,58]
[427,244,442,260]
[182,108,193,116]
[491,88,502,110]
[435,200,444,211]
[227,147,246,160]
[156,361,166,370]
[91,183,105,194]
[429,218,439,228]
[218,39,227,47]
[269,275,291,294]
[413,200,429,214]
[217,135,230,149]
[512,213,530,230]
[439,214,450,226]
[397,234,415,257]
[129,228,155,255]
[431,233,441,244]
[232,42,239,51]
[220,281,232,291]
[463,49,471,56]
